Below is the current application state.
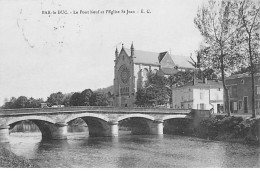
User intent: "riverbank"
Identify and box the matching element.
[0,145,38,168]
[194,115,260,146]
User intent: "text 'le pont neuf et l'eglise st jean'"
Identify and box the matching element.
[42,9,151,15]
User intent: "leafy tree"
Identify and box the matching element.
[46,92,64,106]
[147,72,170,106]
[233,66,251,74]
[135,88,149,107]
[168,71,194,88]
[89,93,109,106]
[201,68,218,80]
[135,72,170,107]
[81,89,93,106]
[14,96,28,108]
[69,92,84,106]
[27,97,44,108]
[237,0,260,117]
[62,93,74,106]
[194,0,244,116]
[2,97,16,109]
[189,51,219,80]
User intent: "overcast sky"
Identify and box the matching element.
[0,0,204,105]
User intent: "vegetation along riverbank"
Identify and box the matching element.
[194,115,260,146]
[0,145,38,168]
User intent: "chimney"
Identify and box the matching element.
[203,77,208,84]
[193,69,196,85]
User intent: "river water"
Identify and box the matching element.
[4,131,260,168]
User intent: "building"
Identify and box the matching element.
[172,78,224,113]
[225,72,260,115]
[113,43,191,107]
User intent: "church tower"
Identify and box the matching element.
[113,43,135,107]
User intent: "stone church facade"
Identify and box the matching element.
[113,43,190,107]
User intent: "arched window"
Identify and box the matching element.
[143,68,149,78]
[152,69,158,74]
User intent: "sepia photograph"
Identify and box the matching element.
[0,0,259,168]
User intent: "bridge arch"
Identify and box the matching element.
[117,114,155,122]
[6,115,55,125]
[162,114,192,121]
[163,115,192,135]
[64,113,110,137]
[63,113,109,123]
[6,116,56,140]
[117,114,155,135]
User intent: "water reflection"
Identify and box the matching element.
[222,143,260,168]
[6,132,260,168]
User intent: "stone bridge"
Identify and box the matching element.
[0,106,209,142]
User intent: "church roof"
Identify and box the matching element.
[170,55,193,68]
[124,48,160,65]
[124,48,192,68]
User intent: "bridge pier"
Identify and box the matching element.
[0,125,10,143]
[52,122,68,140]
[108,121,118,137]
[151,120,164,135]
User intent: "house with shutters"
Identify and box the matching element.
[225,70,260,115]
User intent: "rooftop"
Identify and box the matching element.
[174,79,223,89]
[124,48,192,68]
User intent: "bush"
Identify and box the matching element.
[195,116,259,145]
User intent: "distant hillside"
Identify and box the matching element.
[94,85,113,94]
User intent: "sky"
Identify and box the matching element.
[0,0,204,105]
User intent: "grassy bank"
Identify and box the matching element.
[0,146,38,168]
[194,115,260,145]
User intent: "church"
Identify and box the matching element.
[113,43,191,107]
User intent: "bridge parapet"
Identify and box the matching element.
[0,106,191,115]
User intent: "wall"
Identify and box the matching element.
[190,109,211,128]
[172,87,193,109]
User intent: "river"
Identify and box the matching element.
[3,131,260,168]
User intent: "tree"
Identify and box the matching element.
[27,97,44,108]
[81,89,93,106]
[62,93,74,106]
[168,70,194,88]
[135,72,170,107]
[89,93,109,106]
[135,88,149,107]
[237,0,260,117]
[2,97,16,109]
[69,92,84,106]
[46,92,64,106]
[194,0,244,116]
[14,96,28,108]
